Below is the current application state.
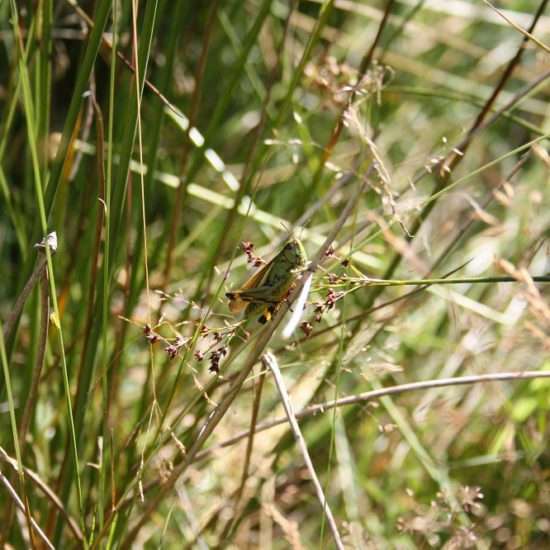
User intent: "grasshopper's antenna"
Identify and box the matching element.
[280,222,296,240]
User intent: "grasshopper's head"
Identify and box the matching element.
[282,239,308,271]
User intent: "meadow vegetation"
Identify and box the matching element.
[0,0,549,548]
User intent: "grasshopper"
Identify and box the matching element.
[226,238,308,324]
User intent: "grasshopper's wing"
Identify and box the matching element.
[226,260,273,313]
[227,295,251,313]
[231,281,287,304]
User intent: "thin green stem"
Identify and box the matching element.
[325,275,550,288]
[9,0,86,541]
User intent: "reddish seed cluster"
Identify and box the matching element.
[195,324,229,372]
[164,336,188,360]
[144,324,189,360]
[209,346,228,374]
[313,302,324,323]
[143,324,160,344]
[175,336,186,347]
[242,241,265,267]
[326,288,338,309]
[143,321,231,368]
[312,288,344,323]
[300,321,313,338]
[323,242,352,269]
[165,344,178,360]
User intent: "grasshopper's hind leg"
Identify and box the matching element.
[244,302,269,324]
[258,304,280,324]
